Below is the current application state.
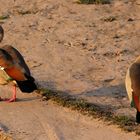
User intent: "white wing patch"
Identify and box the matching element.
[0,66,4,70]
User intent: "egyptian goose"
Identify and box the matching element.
[0,25,37,102]
[125,56,140,123]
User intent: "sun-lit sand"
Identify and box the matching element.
[0,0,139,139]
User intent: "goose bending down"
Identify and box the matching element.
[0,25,37,102]
[125,56,140,123]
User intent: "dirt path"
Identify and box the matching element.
[0,89,138,140]
[0,0,139,118]
[0,0,140,139]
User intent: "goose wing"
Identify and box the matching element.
[1,45,30,75]
[0,48,27,81]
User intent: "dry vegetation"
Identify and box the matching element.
[39,89,140,135]
[0,132,12,140]
[77,0,111,4]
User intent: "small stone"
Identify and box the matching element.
[128,18,134,22]
[104,77,115,82]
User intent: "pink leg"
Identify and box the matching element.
[6,85,16,102]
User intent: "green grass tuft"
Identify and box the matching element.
[17,9,38,15]
[0,15,10,20]
[102,16,117,22]
[17,10,32,15]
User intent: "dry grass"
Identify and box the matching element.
[38,88,140,135]
[0,15,10,20]
[77,0,111,4]
[0,132,12,140]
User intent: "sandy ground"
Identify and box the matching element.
[0,0,140,139]
[0,88,139,140]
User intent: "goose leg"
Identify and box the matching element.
[133,94,140,111]
[136,110,140,123]
[133,94,140,123]
[5,85,16,102]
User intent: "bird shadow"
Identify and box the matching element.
[13,80,57,102]
[21,79,130,115]
[36,80,57,90]
[16,96,41,102]
[76,83,126,99]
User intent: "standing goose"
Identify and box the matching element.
[0,25,37,102]
[125,56,140,123]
